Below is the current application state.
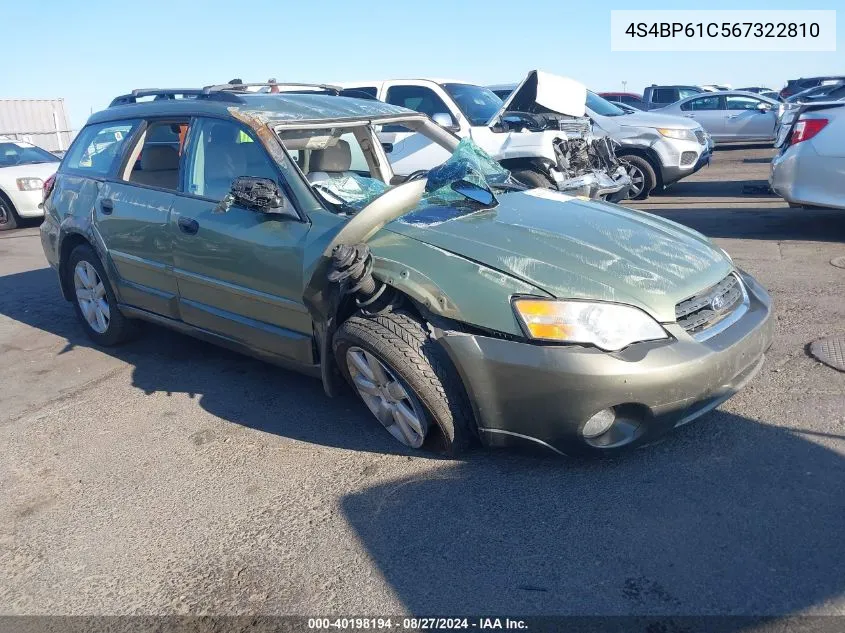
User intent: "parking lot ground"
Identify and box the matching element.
[1,145,844,619]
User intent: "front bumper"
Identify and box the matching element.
[659,144,712,186]
[554,166,631,200]
[438,271,773,456]
[8,189,45,219]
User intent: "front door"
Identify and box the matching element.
[724,95,778,141]
[172,117,313,364]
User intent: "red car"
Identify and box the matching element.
[598,92,647,110]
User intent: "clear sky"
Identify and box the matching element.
[2,0,841,130]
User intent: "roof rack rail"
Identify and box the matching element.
[202,82,343,95]
[108,89,244,108]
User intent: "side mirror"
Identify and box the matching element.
[432,112,459,132]
[228,176,289,214]
[756,102,772,112]
[450,179,496,207]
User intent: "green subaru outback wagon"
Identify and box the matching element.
[40,84,773,456]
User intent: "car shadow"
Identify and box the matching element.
[645,206,845,242]
[0,267,421,457]
[4,268,845,623]
[650,180,778,199]
[341,411,845,623]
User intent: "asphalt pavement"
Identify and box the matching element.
[1,145,844,622]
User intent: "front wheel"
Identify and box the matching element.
[333,311,474,455]
[510,169,553,189]
[66,244,136,346]
[0,195,19,231]
[619,155,656,200]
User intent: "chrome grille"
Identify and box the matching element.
[555,117,591,139]
[676,273,746,336]
[694,129,706,144]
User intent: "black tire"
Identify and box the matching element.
[66,244,136,346]
[0,193,19,231]
[511,169,553,189]
[619,154,657,200]
[333,310,475,455]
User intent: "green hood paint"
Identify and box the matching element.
[384,190,732,323]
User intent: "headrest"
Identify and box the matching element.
[309,139,351,172]
[140,145,179,171]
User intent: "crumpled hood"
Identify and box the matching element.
[487,70,587,125]
[386,189,732,322]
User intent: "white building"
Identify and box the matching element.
[0,99,75,153]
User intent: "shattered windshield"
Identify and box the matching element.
[311,137,520,213]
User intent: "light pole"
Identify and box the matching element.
[622,80,627,93]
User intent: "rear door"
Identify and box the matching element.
[724,95,778,141]
[680,95,726,140]
[170,116,314,364]
[97,118,191,318]
[377,82,456,175]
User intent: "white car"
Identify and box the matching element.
[339,71,631,200]
[0,139,60,230]
[770,101,845,209]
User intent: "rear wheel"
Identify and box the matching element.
[0,194,19,231]
[333,310,474,455]
[66,244,136,345]
[511,169,553,189]
[619,154,656,200]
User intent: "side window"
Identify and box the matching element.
[385,85,454,122]
[621,95,644,107]
[64,121,138,176]
[726,96,762,111]
[681,96,722,111]
[340,87,377,100]
[126,120,189,191]
[185,118,279,201]
[652,88,674,103]
[678,88,700,100]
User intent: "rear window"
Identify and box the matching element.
[64,120,139,176]
[340,87,377,100]
[652,88,676,103]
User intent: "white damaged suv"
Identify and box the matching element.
[340,71,631,201]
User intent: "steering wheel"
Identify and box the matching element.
[404,170,429,182]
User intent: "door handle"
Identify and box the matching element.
[727,114,740,119]
[177,217,199,235]
[381,142,394,153]
[683,114,695,117]
[100,199,114,215]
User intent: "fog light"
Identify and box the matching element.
[582,409,615,439]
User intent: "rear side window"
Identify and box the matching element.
[652,88,676,103]
[64,121,139,176]
[125,120,190,192]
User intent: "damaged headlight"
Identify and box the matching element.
[512,299,668,351]
[657,128,697,142]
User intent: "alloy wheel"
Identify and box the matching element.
[346,346,429,448]
[73,261,110,334]
[624,163,645,198]
[0,201,9,226]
